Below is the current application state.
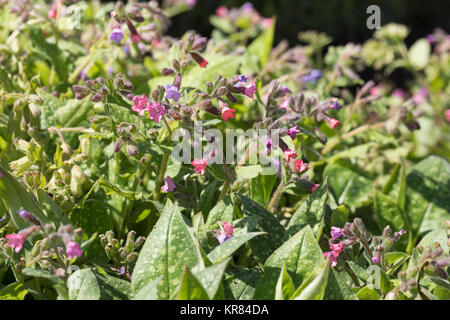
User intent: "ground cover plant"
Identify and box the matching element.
[0,0,449,300]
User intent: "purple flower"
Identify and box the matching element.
[161,176,176,193]
[301,69,322,83]
[165,84,181,102]
[238,75,248,83]
[110,28,124,44]
[123,45,130,54]
[372,256,379,264]
[120,266,126,276]
[426,34,436,44]
[392,88,405,99]
[0,171,3,178]
[330,227,343,240]
[329,101,343,111]
[66,240,82,259]
[287,126,300,140]
[214,222,234,244]
[18,208,30,219]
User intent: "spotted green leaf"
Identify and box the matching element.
[254,226,324,299]
[207,232,265,264]
[131,200,202,299]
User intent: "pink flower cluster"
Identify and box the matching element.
[131,94,168,123]
[214,222,234,244]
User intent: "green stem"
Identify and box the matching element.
[267,181,285,212]
[153,152,170,201]
[343,260,361,287]
[69,50,96,83]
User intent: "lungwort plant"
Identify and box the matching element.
[0,0,449,300]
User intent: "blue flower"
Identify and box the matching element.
[110,28,124,44]
[165,84,181,102]
[301,69,322,83]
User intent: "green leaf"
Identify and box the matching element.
[250,172,277,205]
[286,179,328,238]
[291,259,330,300]
[241,19,275,73]
[357,286,381,300]
[405,156,450,239]
[132,277,161,300]
[324,269,358,300]
[384,252,410,275]
[238,194,285,263]
[0,283,28,300]
[54,95,93,128]
[254,226,324,299]
[204,196,234,230]
[323,160,373,207]
[408,39,431,70]
[67,269,101,300]
[207,232,265,264]
[36,189,70,225]
[235,165,262,179]
[275,264,295,300]
[0,166,50,228]
[224,266,262,300]
[131,200,201,299]
[330,205,349,228]
[374,190,405,231]
[29,27,69,82]
[176,266,210,300]
[0,67,19,92]
[95,272,131,300]
[193,258,230,299]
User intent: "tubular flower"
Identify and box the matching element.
[165,84,181,102]
[310,184,320,192]
[330,227,343,240]
[132,94,149,116]
[328,118,340,129]
[161,176,176,193]
[294,159,308,173]
[243,82,257,99]
[323,251,338,267]
[283,149,297,162]
[221,106,236,121]
[147,102,167,123]
[214,222,234,244]
[191,158,208,175]
[5,233,26,253]
[190,52,208,68]
[287,126,300,140]
[110,28,124,43]
[66,240,82,259]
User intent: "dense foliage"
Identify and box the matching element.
[0,0,449,300]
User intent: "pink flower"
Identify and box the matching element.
[278,98,289,110]
[310,184,320,192]
[445,109,450,122]
[413,88,428,105]
[66,240,82,259]
[294,159,307,172]
[185,0,197,6]
[132,94,149,116]
[223,222,234,237]
[147,102,167,123]
[214,222,234,244]
[191,158,208,175]
[329,243,343,255]
[221,106,236,121]
[324,251,338,267]
[262,18,273,28]
[5,233,26,253]
[328,118,340,129]
[372,256,379,264]
[48,2,58,19]
[244,82,257,99]
[161,176,176,193]
[330,227,343,240]
[370,86,382,97]
[287,126,300,140]
[216,5,228,17]
[283,149,297,162]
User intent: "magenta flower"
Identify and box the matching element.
[287,126,300,140]
[330,227,343,240]
[446,110,450,122]
[265,137,272,156]
[372,256,379,264]
[147,102,167,123]
[0,171,3,178]
[370,86,382,97]
[243,82,257,99]
[283,149,297,162]
[413,88,428,105]
[185,0,197,6]
[426,34,436,44]
[191,158,208,175]
[165,84,181,102]
[5,233,26,253]
[393,88,405,99]
[310,184,320,192]
[262,18,273,28]
[66,240,82,259]
[323,251,338,267]
[161,176,176,193]
[328,118,340,129]
[110,28,124,44]
[294,159,308,173]
[214,222,234,244]
[221,106,236,121]
[329,242,343,255]
[132,94,149,116]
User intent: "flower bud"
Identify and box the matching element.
[382,225,391,239]
[161,68,175,76]
[172,59,181,72]
[92,93,102,102]
[113,138,124,153]
[134,236,145,249]
[126,143,139,156]
[72,85,90,100]
[192,37,207,51]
